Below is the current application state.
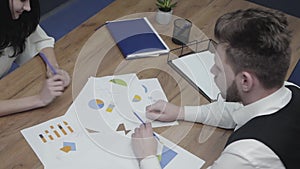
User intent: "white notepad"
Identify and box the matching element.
[170,51,220,101]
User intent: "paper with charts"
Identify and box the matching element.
[21,73,205,169]
[74,73,178,134]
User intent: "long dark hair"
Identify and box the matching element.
[0,0,40,57]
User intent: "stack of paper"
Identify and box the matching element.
[21,73,205,169]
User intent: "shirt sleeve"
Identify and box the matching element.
[29,25,55,52]
[15,25,55,65]
[184,101,243,129]
[140,155,162,169]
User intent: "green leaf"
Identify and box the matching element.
[170,2,177,8]
[156,0,177,11]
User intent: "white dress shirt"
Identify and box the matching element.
[0,25,54,78]
[140,82,298,169]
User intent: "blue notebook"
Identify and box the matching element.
[106,17,170,59]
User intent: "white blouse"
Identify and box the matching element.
[0,25,54,78]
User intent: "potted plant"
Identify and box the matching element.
[155,0,177,25]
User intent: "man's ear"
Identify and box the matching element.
[238,71,254,92]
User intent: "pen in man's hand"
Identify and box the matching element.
[133,111,161,142]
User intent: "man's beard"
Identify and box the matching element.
[225,81,242,102]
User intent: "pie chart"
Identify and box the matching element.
[88,99,104,110]
[132,95,142,102]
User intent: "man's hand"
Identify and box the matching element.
[146,100,184,122]
[131,123,158,160]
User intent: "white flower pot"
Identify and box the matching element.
[155,9,173,25]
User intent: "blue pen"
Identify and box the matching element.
[133,111,161,141]
[39,52,57,75]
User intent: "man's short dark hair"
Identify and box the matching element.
[214,8,291,89]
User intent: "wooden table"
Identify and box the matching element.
[1,0,299,168]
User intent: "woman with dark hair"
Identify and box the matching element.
[0,0,70,116]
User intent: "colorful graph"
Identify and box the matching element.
[158,146,178,168]
[132,95,142,102]
[116,123,131,135]
[88,99,105,110]
[85,128,100,134]
[109,79,127,87]
[38,121,74,143]
[106,102,115,112]
[142,84,148,93]
[60,142,76,153]
[39,134,47,143]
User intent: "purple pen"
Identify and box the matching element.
[39,52,57,75]
[133,111,161,141]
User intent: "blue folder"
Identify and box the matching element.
[106,17,170,59]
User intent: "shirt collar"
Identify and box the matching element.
[231,85,292,130]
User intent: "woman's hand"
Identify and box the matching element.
[38,74,66,106]
[47,68,71,88]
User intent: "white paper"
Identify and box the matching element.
[74,74,177,134]
[21,74,204,169]
[172,51,220,101]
